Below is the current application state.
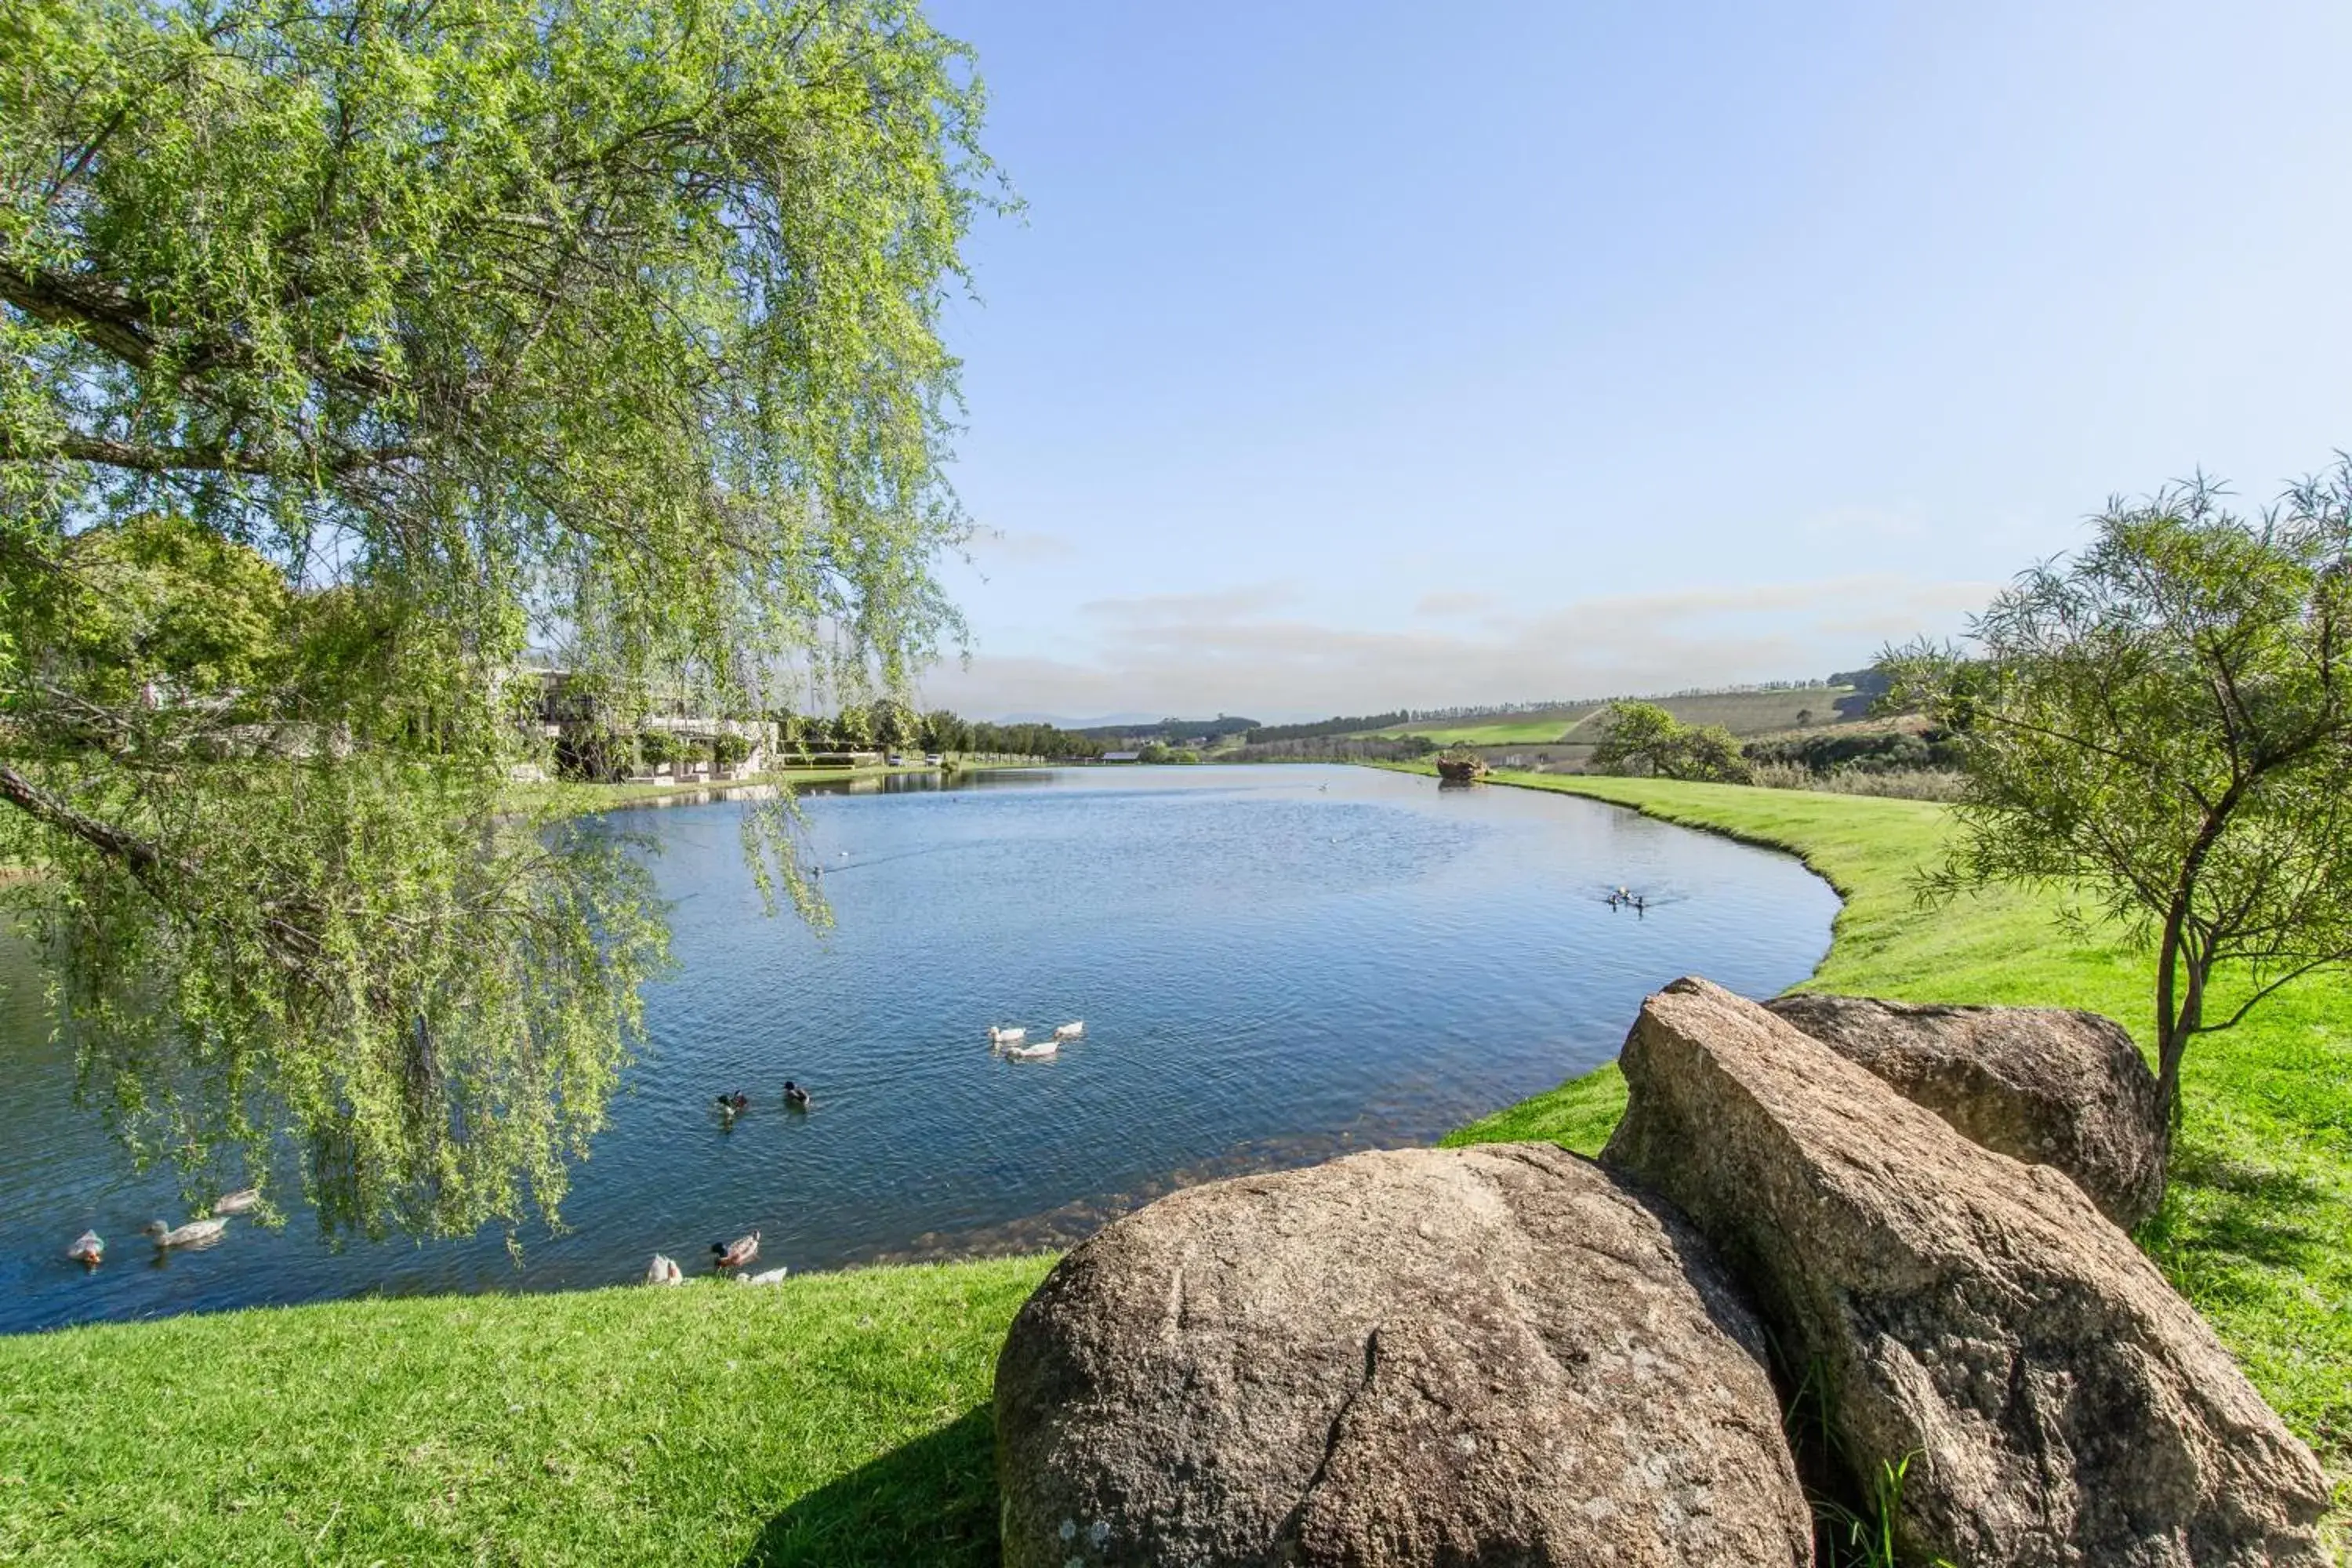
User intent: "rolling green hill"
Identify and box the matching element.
[1371,687,1853,751]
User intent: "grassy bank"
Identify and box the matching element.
[0,1257,1051,1566]
[1445,771,2351,1497]
[5,772,2343,1561]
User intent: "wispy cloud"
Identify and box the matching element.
[919,573,1994,720]
[1413,590,1503,618]
[1079,582,1302,624]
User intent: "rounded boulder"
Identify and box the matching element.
[993,1142,1810,1567]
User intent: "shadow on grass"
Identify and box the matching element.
[739,1403,999,1568]
[2147,1148,2330,1274]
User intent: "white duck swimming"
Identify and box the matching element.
[1053,1021,1085,1040]
[147,1218,228,1249]
[1006,1040,1058,1061]
[987,1025,1027,1047]
[67,1230,103,1266]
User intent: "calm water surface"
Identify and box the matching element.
[0,765,1836,1331]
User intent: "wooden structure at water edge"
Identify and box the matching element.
[1435,750,1490,784]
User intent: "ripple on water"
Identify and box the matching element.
[0,765,1837,1330]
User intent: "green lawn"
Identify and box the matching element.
[5,772,2344,1561]
[0,1258,1051,1566]
[1446,771,2351,1513]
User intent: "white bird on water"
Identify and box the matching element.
[988,1025,1027,1047]
[1007,1040,1058,1062]
[1054,1022,1085,1040]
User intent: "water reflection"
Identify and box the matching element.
[0,764,1837,1331]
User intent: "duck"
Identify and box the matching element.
[782,1080,811,1109]
[711,1229,760,1269]
[1053,1021,1085,1041]
[644,1253,684,1286]
[147,1218,228,1249]
[987,1025,1027,1047]
[1006,1040,1059,1062]
[736,1265,789,1286]
[67,1230,103,1267]
[211,1187,261,1216]
[715,1091,750,1114]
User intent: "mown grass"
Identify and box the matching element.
[1445,771,2352,1515]
[6,771,2343,1562]
[0,1257,1051,1566]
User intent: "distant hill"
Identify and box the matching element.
[1356,686,1854,750]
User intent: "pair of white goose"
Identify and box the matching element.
[989,1021,1083,1061]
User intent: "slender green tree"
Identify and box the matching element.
[0,0,998,1235]
[1886,463,2352,1146]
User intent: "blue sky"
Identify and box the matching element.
[915,0,2352,722]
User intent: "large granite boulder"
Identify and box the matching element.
[1605,977,2329,1568]
[994,1142,1811,1567]
[1762,991,2166,1227]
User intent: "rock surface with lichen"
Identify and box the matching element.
[993,1142,1809,1567]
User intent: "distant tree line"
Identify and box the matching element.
[1224,736,1435,764]
[1243,712,1410,744]
[769,702,1105,761]
[1070,715,1260,745]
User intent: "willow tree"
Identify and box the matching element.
[1887,463,2352,1146]
[0,0,995,1235]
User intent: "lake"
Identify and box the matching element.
[0,765,1838,1333]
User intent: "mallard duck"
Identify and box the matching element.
[735,1265,789,1286]
[211,1188,261,1216]
[67,1230,103,1266]
[711,1230,760,1269]
[1054,1021,1085,1040]
[715,1091,750,1114]
[644,1253,684,1286]
[147,1218,227,1249]
[782,1080,811,1109]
